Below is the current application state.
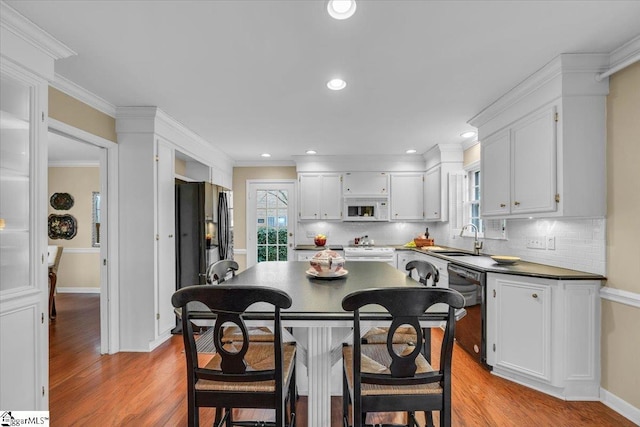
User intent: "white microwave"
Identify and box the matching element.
[343,198,390,221]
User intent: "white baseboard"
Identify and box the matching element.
[600,388,640,425]
[56,287,100,294]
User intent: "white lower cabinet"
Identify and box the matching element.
[486,273,601,400]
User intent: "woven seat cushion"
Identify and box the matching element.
[196,342,296,392]
[222,325,275,342]
[361,326,418,344]
[343,343,442,396]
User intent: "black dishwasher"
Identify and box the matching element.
[447,263,488,368]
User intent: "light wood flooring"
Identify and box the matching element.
[49,293,633,426]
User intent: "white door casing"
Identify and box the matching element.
[246,180,296,268]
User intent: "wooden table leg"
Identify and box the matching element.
[49,271,57,320]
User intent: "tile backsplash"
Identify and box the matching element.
[297,221,427,247]
[297,217,606,275]
[430,217,606,275]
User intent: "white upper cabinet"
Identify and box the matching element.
[343,172,389,196]
[390,173,424,221]
[423,144,463,222]
[424,166,442,220]
[298,173,342,220]
[481,106,558,216]
[471,54,608,219]
[481,131,511,216]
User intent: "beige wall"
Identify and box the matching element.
[463,142,480,167]
[602,62,640,407]
[48,87,117,142]
[48,167,101,289]
[232,166,297,271]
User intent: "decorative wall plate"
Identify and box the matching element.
[50,192,74,210]
[48,214,77,240]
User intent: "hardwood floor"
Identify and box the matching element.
[50,293,632,426]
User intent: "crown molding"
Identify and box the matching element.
[51,73,117,117]
[608,34,640,70]
[461,139,479,151]
[468,53,609,128]
[0,1,76,60]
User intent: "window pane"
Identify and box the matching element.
[257,246,266,262]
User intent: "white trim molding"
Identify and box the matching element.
[0,1,76,60]
[48,161,100,168]
[600,388,640,425]
[51,73,117,117]
[233,248,248,256]
[56,247,101,254]
[599,286,640,308]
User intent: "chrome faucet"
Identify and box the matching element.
[460,223,483,255]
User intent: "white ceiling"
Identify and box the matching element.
[9,1,640,164]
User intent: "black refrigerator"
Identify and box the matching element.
[175,181,207,289]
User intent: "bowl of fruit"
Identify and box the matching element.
[314,234,327,247]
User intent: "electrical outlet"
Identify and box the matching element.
[547,236,556,250]
[526,237,546,249]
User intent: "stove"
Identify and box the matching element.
[343,246,396,266]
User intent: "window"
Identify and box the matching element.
[469,170,482,232]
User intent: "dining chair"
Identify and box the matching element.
[48,245,64,320]
[172,284,297,427]
[205,259,274,343]
[341,287,464,427]
[406,259,440,286]
[361,259,440,350]
[205,259,239,284]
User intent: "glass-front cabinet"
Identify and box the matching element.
[0,75,32,293]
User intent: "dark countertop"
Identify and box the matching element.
[297,243,604,280]
[225,261,446,319]
[412,247,606,281]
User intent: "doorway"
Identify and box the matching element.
[47,120,118,355]
[246,180,296,268]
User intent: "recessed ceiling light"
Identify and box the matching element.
[306,150,317,155]
[261,153,271,158]
[460,131,477,138]
[327,0,357,20]
[406,149,417,154]
[327,78,347,91]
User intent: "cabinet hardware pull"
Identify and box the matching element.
[500,203,506,208]
[514,201,521,206]
[532,293,538,298]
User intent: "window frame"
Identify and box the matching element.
[463,161,484,238]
